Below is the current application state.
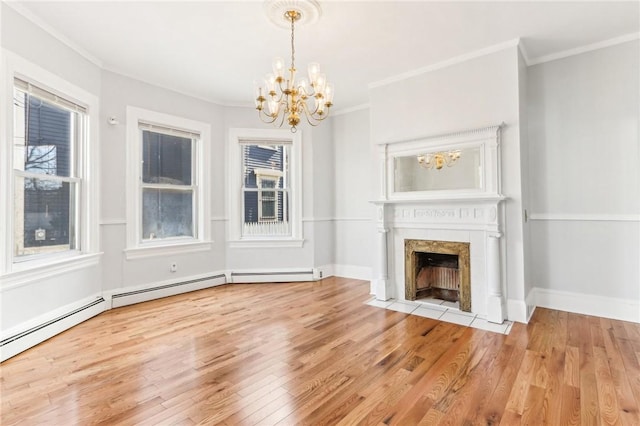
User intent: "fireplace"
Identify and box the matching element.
[405,239,471,312]
[372,124,507,323]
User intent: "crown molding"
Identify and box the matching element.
[100,65,227,107]
[369,38,521,90]
[527,32,640,66]
[517,40,532,65]
[5,2,103,68]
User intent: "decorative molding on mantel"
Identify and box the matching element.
[372,194,505,205]
[377,122,504,148]
[386,203,503,234]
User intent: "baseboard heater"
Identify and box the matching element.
[1,297,106,362]
[230,270,314,283]
[111,274,227,308]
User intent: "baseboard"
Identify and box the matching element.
[533,287,640,323]
[332,264,372,281]
[106,272,227,308]
[1,295,106,362]
[229,268,314,283]
[507,298,529,324]
[314,264,335,279]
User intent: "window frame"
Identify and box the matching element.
[13,81,83,260]
[1,50,100,276]
[228,128,303,248]
[125,107,211,258]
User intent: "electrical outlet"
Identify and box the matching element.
[170,262,178,272]
[312,268,323,280]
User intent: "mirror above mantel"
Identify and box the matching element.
[394,146,483,193]
[381,124,504,201]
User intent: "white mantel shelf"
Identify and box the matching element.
[371,194,505,205]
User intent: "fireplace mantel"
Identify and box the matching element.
[371,124,506,323]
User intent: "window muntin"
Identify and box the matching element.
[139,128,197,242]
[12,81,83,258]
[241,143,290,236]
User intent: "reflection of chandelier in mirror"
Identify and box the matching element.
[255,0,334,133]
[417,151,462,170]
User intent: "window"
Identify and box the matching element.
[125,107,211,256]
[242,144,289,233]
[141,127,195,241]
[228,129,302,247]
[12,78,84,259]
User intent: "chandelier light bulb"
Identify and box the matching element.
[325,83,335,104]
[308,62,321,85]
[268,98,280,116]
[272,57,286,79]
[265,73,277,93]
[298,78,309,95]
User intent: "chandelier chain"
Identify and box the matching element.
[290,13,295,71]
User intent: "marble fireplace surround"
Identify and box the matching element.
[371,124,506,324]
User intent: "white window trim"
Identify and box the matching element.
[0,49,100,276]
[125,107,211,258]
[227,128,303,247]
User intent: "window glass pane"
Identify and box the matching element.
[242,144,287,189]
[142,189,193,240]
[243,191,258,223]
[142,131,192,185]
[14,88,75,177]
[14,177,76,257]
[261,190,276,220]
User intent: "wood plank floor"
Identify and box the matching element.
[1,277,639,425]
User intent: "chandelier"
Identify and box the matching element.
[417,151,462,170]
[255,1,334,132]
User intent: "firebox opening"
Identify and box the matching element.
[415,252,460,303]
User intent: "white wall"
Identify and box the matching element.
[1,3,103,334]
[332,108,374,279]
[527,40,639,321]
[369,45,529,320]
[518,49,534,301]
[99,70,226,292]
[309,118,335,269]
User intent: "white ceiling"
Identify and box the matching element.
[8,1,640,111]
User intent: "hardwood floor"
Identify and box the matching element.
[1,277,639,425]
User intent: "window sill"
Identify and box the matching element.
[227,238,305,249]
[1,252,102,290]
[124,241,213,260]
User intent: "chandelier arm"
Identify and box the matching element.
[301,102,322,127]
[277,103,287,127]
[257,109,279,124]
